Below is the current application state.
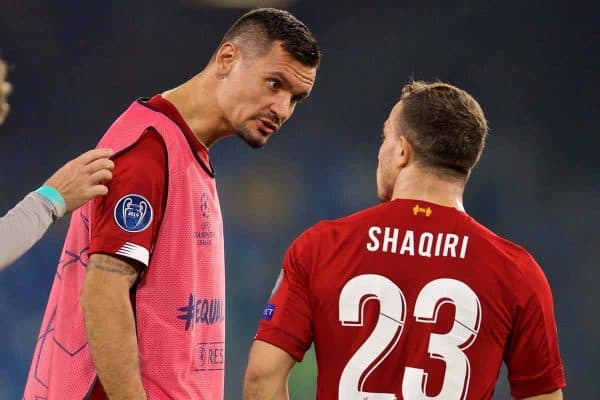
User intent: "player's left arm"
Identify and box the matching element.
[505,251,566,398]
[82,253,147,400]
[243,340,296,400]
[516,388,563,399]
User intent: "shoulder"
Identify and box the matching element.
[465,215,549,293]
[466,215,533,263]
[113,128,166,163]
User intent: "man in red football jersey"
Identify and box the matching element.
[23,8,320,400]
[244,81,566,400]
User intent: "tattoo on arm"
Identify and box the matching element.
[88,254,143,287]
[93,263,136,275]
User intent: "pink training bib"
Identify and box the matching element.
[24,100,226,399]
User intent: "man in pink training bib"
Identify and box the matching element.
[23,8,320,400]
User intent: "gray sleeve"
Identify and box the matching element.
[0,192,60,270]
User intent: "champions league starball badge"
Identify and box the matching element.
[114,194,153,233]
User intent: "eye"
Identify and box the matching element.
[267,78,281,90]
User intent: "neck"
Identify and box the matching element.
[162,69,234,148]
[390,165,466,211]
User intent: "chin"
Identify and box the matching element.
[236,124,267,149]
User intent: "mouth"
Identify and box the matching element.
[256,118,277,135]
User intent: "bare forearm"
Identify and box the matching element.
[84,289,145,399]
[82,255,146,400]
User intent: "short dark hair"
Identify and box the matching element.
[397,81,489,178]
[217,8,321,68]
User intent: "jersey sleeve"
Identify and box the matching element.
[254,227,316,362]
[88,129,167,266]
[0,192,55,269]
[504,251,566,398]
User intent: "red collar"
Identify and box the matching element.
[146,94,211,170]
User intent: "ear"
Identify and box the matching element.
[214,42,238,77]
[396,136,413,169]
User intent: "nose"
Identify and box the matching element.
[270,93,293,124]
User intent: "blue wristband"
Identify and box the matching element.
[36,185,66,216]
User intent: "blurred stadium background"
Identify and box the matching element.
[1,0,598,398]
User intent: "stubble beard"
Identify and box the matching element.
[236,122,266,149]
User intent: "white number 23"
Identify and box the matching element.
[338,274,481,400]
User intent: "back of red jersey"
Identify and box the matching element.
[255,199,565,399]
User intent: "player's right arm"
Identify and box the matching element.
[245,228,317,399]
[516,389,563,399]
[82,254,147,400]
[81,130,167,399]
[244,340,296,400]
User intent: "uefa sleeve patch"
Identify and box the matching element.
[262,304,276,321]
[113,194,154,233]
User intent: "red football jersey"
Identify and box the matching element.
[256,199,565,399]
